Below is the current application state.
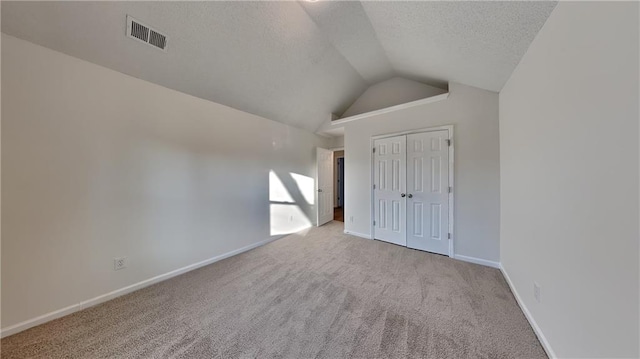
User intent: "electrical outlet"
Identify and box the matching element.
[114,257,127,271]
[349,216,354,223]
[533,282,541,303]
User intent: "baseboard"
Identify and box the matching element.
[0,303,83,339]
[453,254,500,269]
[343,230,372,239]
[0,234,286,338]
[500,265,557,359]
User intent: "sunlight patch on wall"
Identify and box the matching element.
[290,173,315,205]
[269,170,312,236]
[270,204,311,236]
[269,170,294,203]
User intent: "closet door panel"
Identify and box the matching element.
[406,131,449,255]
[373,135,406,246]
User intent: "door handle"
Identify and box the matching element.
[407,194,413,198]
[401,193,406,197]
[318,189,323,193]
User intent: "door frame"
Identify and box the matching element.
[330,147,345,213]
[335,153,345,208]
[370,125,455,257]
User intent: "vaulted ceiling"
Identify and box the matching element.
[1,1,556,133]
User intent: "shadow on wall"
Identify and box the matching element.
[269,170,314,236]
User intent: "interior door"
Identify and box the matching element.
[406,131,450,255]
[316,147,334,226]
[373,135,406,246]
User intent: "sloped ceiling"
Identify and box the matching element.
[1,1,556,133]
[341,77,447,118]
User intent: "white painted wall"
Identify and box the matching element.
[1,34,331,330]
[499,2,639,357]
[344,82,500,263]
[331,136,344,149]
[341,77,446,118]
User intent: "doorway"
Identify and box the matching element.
[372,126,453,256]
[334,150,345,222]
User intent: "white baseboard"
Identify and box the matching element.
[0,234,286,338]
[500,265,557,359]
[453,254,500,269]
[343,230,372,239]
[0,303,82,339]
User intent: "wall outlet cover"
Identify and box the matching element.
[114,257,127,271]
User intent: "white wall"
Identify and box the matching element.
[331,136,344,149]
[344,82,500,263]
[1,34,331,330]
[341,77,446,118]
[499,2,639,358]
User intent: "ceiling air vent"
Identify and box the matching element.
[126,15,167,51]
[149,30,167,50]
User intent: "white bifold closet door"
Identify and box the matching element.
[373,135,407,246]
[373,130,450,255]
[406,131,449,255]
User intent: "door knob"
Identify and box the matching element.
[407,194,413,198]
[401,193,406,197]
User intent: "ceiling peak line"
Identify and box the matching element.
[297,0,394,85]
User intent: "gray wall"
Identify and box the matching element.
[1,34,331,330]
[499,2,639,357]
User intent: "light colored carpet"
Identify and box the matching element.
[1,221,546,358]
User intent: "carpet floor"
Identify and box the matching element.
[1,221,546,358]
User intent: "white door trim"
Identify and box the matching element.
[370,125,455,257]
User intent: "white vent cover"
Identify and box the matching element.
[126,15,167,52]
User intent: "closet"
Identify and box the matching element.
[373,129,451,255]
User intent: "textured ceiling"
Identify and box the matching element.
[299,1,393,84]
[361,1,558,91]
[1,1,556,133]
